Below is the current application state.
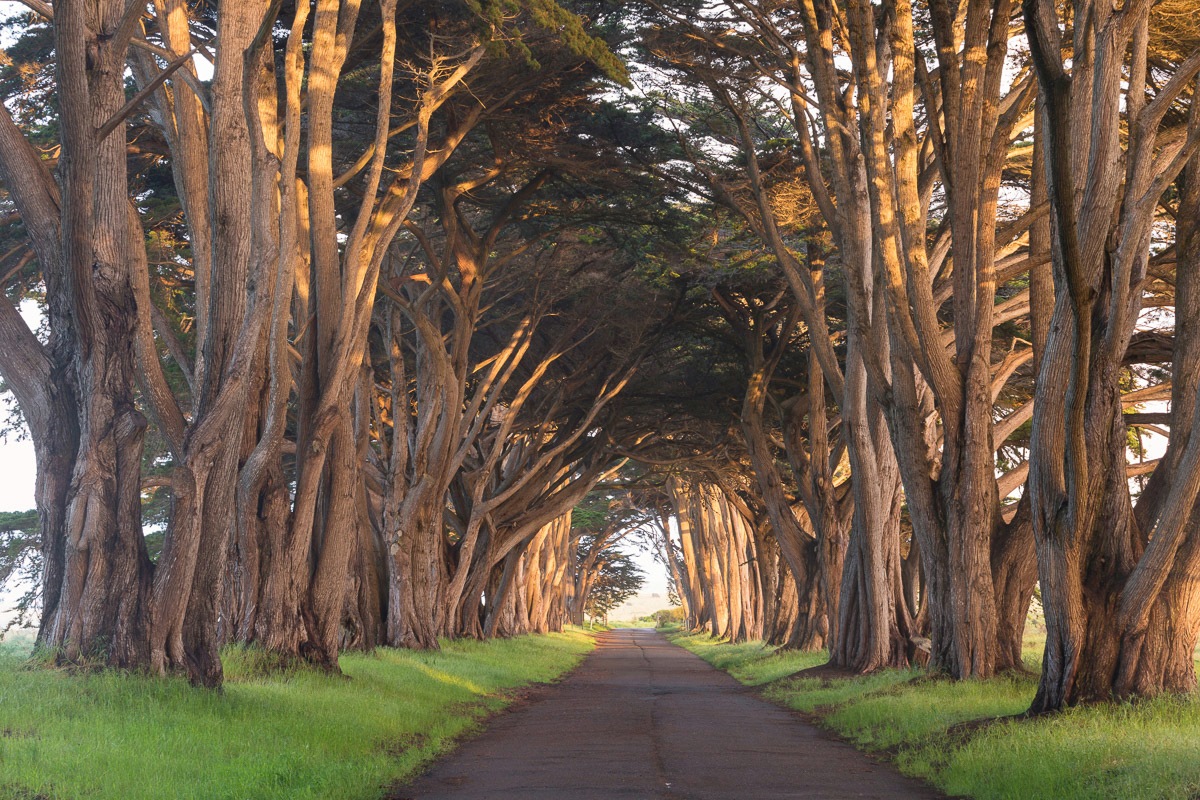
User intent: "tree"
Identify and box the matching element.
[565,490,654,625]
[0,0,644,684]
[582,550,645,623]
[1023,0,1200,709]
[637,0,1043,676]
[0,0,154,671]
[667,478,768,641]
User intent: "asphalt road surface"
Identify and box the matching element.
[393,628,944,799]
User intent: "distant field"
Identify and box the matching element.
[672,630,1200,800]
[0,629,594,800]
[0,626,36,648]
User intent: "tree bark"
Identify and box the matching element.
[1024,0,1200,708]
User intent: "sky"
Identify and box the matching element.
[0,411,36,629]
[0,301,43,517]
[0,421,36,514]
[619,535,671,598]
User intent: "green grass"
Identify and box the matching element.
[670,629,1200,800]
[0,629,594,800]
[762,666,925,713]
[670,631,826,685]
[580,621,616,632]
[927,695,1200,800]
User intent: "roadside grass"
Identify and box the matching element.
[0,628,594,800]
[920,694,1200,800]
[580,621,615,632]
[672,632,826,685]
[670,629,1200,800]
[762,666,925,713]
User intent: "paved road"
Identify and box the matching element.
[393,628,943,799]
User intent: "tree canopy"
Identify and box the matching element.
[0,0,1197,715]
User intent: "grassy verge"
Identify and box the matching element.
[0,628,594,800]
[670,630,1200,800]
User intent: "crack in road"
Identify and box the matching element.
[629,629,676,800]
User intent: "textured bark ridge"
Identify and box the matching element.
[1024,0,1200,709]
[29,0,154,670]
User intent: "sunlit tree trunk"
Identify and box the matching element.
[1024,0,1200,708]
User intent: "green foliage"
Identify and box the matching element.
[0,509,38,534]
[0,12,57,131]
[571,496,611,533]
[652,606,685,628]
[584,551,644,619]
[142,530,166,563]
[0,630,594,800]
[465,0,629,85]
[0,509,40,634]
[523,0,629,84]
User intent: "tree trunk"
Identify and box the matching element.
[1024,0,1200,709]
[831,307,909,672]
[388,493,450,649]
[38,0,155,669]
